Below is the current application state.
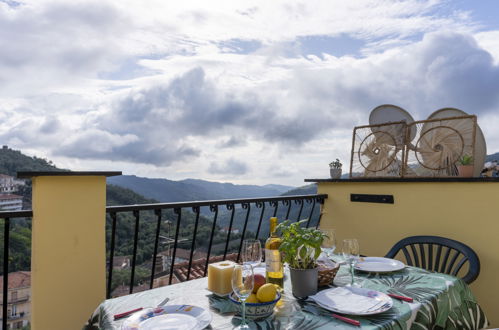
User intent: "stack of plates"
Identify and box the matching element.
[309,287,393,315]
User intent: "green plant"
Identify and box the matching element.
[329,158,342,169]
[459,155,473,165]
[276,219,326,269]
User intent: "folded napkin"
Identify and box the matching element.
[310,287,381,313]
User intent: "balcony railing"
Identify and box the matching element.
[0,193,327,329]
[105,194,327,298]
[0,210,33,330]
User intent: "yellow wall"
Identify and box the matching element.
[31,176,106,330]
[317,181,499,326]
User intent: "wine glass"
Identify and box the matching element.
[320,229,336,260]
[231,264,254,329]
[342,239,359,287]
[241,239,262,268]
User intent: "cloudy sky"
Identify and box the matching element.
[1,0,499,186]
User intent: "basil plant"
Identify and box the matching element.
[276,219,326,269]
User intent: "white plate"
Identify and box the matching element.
[121,305,212,330]
[354,257,405,273]
[310,287,393,315]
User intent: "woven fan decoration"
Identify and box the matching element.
[403,115,477,177]
[350,121,407,177]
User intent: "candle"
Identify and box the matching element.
[207,260,236,296]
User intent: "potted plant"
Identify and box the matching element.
[457,155,474,177]
[276,219,326,298]
[329,159,342,179]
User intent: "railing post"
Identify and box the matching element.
[18,171,120,330]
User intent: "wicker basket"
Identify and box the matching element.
[317,261,340,287]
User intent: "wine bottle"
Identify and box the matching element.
[265,217,284,289]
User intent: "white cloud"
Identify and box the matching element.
[0,0,498,186]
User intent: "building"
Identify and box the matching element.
[0,271,31,329]
[0,175,24,194]
[0,194,23,211]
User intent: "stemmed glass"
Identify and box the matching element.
[320,229,336,260]
[342,239,359,287]
[241,239,262,268]
[231,264,254,329]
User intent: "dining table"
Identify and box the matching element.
[84,260,488,329]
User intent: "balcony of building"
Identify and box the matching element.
[0,172,498,329]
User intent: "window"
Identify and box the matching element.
[11,291,17,301]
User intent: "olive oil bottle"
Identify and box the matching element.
[264,217,284,289]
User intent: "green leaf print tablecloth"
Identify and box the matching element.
[84,265,488,329]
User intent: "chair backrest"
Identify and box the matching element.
[385,235,480,284]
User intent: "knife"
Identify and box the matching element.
[113,297,170,320]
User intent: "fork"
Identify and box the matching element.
[363,300,389,313]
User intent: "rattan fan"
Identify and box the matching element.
[350,122,406,177]
[404,116,477,177]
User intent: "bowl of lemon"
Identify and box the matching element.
[229,278,281,320]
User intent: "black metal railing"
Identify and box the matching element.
[0,210,32,330]
[105,194,327,298]
[0,194,329,326]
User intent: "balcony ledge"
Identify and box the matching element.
[305,177,499,183]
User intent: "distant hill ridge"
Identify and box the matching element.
[107,175,295,202]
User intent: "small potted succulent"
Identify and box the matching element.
[276,220,326,298]
[329,159,342,179]
[457,155,474,177]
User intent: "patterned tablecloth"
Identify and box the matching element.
[84,263,488,329]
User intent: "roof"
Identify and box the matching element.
[158,248,207,261]
[0,194,22,200]
[0,271,31,291]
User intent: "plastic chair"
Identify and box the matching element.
[385,235,480,284]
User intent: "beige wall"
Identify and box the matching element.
[317,181,499,326]
[31,175,107,330]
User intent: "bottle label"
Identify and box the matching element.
[265,249,281,272]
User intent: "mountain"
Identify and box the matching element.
[0,146,67,176]
[486,152,499,162]
[281,184,317,196]
[107,175,294,202]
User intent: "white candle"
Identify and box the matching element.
[207,261,236,296]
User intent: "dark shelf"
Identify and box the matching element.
[17,171,122,178]
[305,177,499,183]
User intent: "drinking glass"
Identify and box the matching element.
[231,264,254,329]
[320,229,336,259]
[241,239,262,268]
[342,239,359,286]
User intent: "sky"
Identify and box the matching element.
[1,0,499,187]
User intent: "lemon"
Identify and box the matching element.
[246,293,258,303]
[256,283,277,302]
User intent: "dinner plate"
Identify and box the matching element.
[310,287,393,315]
[121,305,212,330]
[354,257,405,273]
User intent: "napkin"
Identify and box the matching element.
[310,287,381,313]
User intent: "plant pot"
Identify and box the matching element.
[289,267,318,298]
[458,165,474,178]
[330,168,342,179]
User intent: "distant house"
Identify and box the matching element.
[0,271,31,329]
[0,194,23,211]
[220,227,240,235]
[0,174,24,194]
[112,256,131,270]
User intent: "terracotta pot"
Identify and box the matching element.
[330,168,342,179]
[289,267,318,298]
[458,165,474,177]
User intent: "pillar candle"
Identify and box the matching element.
[207,261,236,296]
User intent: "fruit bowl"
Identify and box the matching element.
[228,291,281,320]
